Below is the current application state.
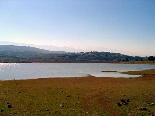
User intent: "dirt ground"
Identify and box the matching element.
[1,69,155,116]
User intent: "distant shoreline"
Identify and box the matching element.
[0,61,119,63]
[0,61,155,64]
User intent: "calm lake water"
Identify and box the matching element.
[0,63,155,80]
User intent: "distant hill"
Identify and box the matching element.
[0,45,147,63]
[0,45,65,54]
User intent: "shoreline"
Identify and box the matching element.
[121,69,155,75]
[1,68,155,81]
[1,69,155,81]
[0,61,155,64]
[1,69,155,115]
[0,73,141,81]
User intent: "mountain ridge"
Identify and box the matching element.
[0,45,147,63]
[0,45,65,54]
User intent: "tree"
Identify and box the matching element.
[148,56,154,61]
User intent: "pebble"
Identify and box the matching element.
[117,103,122,106]
[60,104,64,107]
[139,107,147,111]
[8,104,12,108]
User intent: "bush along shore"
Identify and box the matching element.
[1,69,155,115]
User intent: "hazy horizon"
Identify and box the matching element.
[0,41,151,57]
[0,1,155,56]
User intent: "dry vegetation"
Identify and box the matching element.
[1,70,155,116]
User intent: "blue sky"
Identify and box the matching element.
[0,0,155,56]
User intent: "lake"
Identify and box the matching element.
[0,63,155,80]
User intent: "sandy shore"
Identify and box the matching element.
[1,69,155,116]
